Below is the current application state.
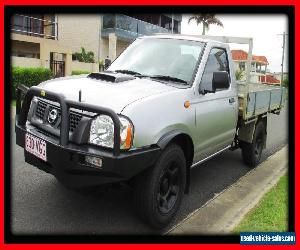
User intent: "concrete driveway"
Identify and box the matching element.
[10,105,288,235]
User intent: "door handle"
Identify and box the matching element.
[229,98,235,104]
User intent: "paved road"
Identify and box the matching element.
[11,105,288,235]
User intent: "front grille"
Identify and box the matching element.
[35,100,47,120]
[35,99,84,132]
[69,112,83,132]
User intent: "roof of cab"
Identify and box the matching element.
[139,34,219,43]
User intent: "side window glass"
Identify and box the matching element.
[200,48,230,92]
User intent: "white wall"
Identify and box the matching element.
[233,61,239,71]
[71,61,99,73]
[250,73,261,83]
[57,14,101,62]
[11,56,42,68]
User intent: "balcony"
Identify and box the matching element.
[11,14,58,40]
[102,14,171,41]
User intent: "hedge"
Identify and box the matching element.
[11,67,54,99]
[72,70,91,75]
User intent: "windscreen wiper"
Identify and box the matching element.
[114,69,141,76]
[149,75,188,84]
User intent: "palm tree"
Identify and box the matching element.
[188,14,224,35]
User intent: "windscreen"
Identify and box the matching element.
[108,38,204,83]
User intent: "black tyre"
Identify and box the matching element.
[133,144,186,229]
[241,121,265,167]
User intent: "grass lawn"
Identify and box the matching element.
[234,174,288,233]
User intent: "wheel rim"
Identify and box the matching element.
[157,161,180,214]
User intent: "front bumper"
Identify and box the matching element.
[15,85,161,188]
[16,121,161,188]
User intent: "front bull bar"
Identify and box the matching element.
[16,85,121,156]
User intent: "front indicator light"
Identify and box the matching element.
[125,126,133,149]
[120,120,133,150]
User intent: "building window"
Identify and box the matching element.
[161,15,172,30]
[11,40,40,59]
[11,51,40,59]
[173,20,179,33]
[127,14,160,26]
[11,14,44,38]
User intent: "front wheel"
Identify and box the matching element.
[133,144,186,229]
[241,121,266,167]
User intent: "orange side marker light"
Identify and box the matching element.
[125,126,133,149]
[184,101,190,109]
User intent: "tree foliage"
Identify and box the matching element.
[188,14,224,35]
[73,47,95,63]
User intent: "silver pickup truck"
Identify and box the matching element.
[15,34,285,229]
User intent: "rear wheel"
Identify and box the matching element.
[241,121,265,167]
[133,144,186,229]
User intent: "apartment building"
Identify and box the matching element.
[11,13,182,77]
[57,13,181,62]
[231,49,281,85]
[11,14,73,77]
[231,49,268,83]
[231,49,280,85]
[99,14,181,60]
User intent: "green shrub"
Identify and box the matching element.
[72,70,91,75]
[73,47,95,63]
[235,69,245,81]
[11,67,53,99]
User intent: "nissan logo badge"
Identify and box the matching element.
[48,109,58,124]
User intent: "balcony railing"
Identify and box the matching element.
[11,14,58,40]
[102,14,171,40]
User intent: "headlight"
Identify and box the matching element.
[89,115,133,149]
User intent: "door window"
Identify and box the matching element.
[200,48,230,92]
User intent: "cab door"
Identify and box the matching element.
[192,45,238,163]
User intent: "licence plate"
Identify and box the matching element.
[25,133,47,161]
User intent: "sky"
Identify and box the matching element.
[181,14,288,73]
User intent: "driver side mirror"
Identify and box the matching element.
[200,71,230,94]
[212,71,230,92]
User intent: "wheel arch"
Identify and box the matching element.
[157,130,194,194]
